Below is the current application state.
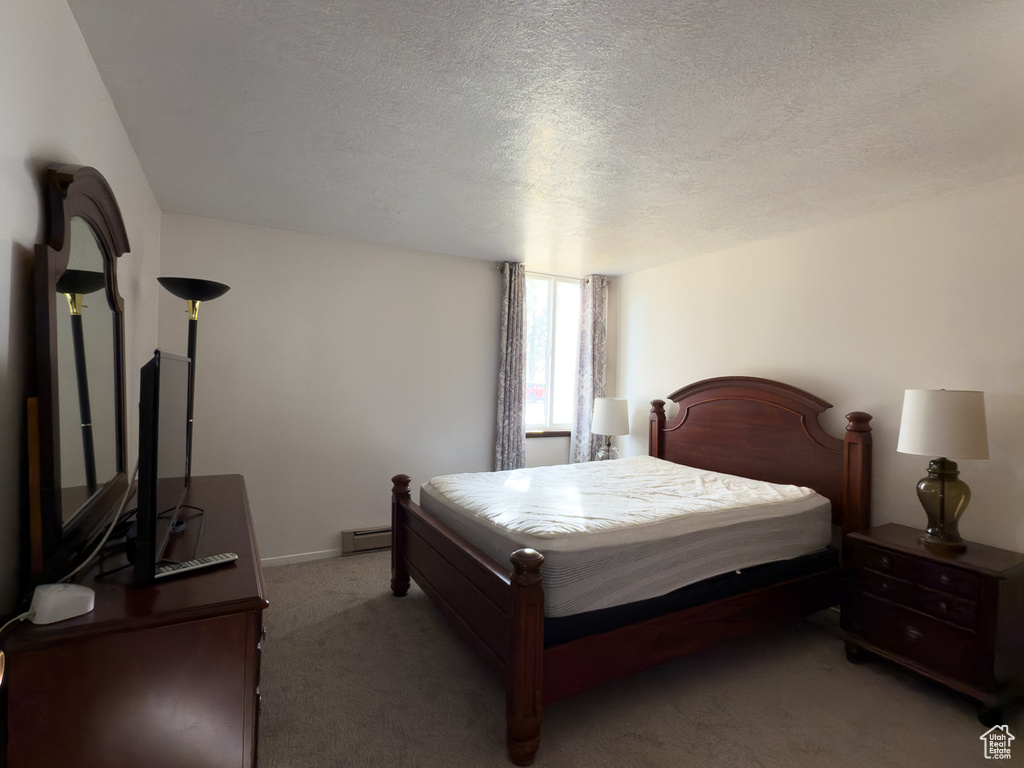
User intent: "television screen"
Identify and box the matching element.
[134,350,190,585]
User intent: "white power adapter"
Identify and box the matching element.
[28,583,95,624]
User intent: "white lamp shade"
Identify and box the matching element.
[897,389,989,459]
[591,398,629,436]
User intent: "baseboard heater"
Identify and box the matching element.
[341,527,392,556]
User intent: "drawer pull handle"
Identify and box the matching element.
[940,575,951,586]
[879,556,891,569]
[905,626,924,642]
[938,601,948,614]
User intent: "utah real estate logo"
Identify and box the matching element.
[980,725,1014,759]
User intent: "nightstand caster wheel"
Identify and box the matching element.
[979,705,1005,728]
[844,641,870,665]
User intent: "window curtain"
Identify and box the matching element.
[495,261,526,471]
[572,275,609,463]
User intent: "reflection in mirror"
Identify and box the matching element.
[55,218,117,524]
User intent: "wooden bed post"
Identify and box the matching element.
[649,399,666,458]
[507,548,544,766]
[842,412,873,537]
[390,474,411,597]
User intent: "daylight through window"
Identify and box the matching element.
[524,273,581,430]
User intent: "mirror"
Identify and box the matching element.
[33,164,129,580]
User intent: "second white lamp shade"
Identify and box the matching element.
[591,398,629,436]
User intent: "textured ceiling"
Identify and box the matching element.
[67,0,1024,276]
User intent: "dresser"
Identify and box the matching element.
[4,475,268,768]
[842,523,1024,724]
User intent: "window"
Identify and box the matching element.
[524,273,581,429]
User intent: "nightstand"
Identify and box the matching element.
[841,523,1024,725]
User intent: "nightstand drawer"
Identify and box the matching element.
[853,570,978,629]
[915,587,977,628]
[858,545,915,580]
[857,542,981,601]
[916,560,981,600]
[855,568,915,605]
[846,592,982,683]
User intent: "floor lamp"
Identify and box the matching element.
[158,277,230,479]
[56,269,107,491]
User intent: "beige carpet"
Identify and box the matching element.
[258,552,1021,767]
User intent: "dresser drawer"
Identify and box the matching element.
[857,545,916,581]
[916,559,981,600]
[855,542,982,600]
[845,592,983,684]
[914,586,978,628]
[855,568,915,605]
[853,569,978,629]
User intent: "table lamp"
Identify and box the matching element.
[158,277,230,478]
[896,389,989,551]
[592,398,629,460]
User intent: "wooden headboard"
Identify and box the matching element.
[648,376,872,535]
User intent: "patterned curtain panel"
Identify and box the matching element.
[572,275,609,463]
[495,262,526,471]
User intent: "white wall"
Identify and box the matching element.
[159,214,500,563]
[525,436,570,467]
[616,174,1024,552]
[0,0,161,612]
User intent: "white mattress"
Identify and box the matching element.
[420,455,832,618]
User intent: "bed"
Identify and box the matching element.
[389,376,872,764]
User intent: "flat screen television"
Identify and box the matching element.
[134,349,191,585]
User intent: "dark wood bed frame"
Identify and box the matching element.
[390,376,872,765]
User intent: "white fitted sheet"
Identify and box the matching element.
[420,455,831,618]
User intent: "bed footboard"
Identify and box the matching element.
[391,475,545,765]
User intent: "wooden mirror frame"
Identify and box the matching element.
[33,164,130,580]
